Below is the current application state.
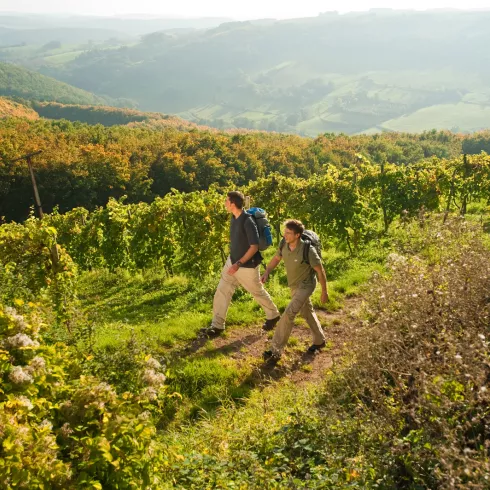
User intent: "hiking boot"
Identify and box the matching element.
[262,350,281,364]
[262,316,280,332]
[200,326,225,338]
[307,341,326,353]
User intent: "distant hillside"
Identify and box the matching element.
[0,97,209,130]
[31,102,202,130]
[0,14,232,36]
[0,61,113,105]
[0,27,132,46]
[38,10,490,135]
[0,96,38,119]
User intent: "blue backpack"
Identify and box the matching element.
[246,207,273,251]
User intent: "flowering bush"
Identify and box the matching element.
[0,219,77,325]
[330,219,490,487]
[0,304,167,489]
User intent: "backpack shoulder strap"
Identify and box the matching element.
[302,240,311,265]
[243,211,255,227]
[243,212,260,246]
[279,237,286,254]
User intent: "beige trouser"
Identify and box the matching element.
[270,284,325,356]
[211,257,280,330]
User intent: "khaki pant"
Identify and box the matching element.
[211,257,280,330]
[270,285,325,356]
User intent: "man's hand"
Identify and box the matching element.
[260,271,270,283]
[321,290,329,304]
[261,256,281,283]
[227,263,240,275]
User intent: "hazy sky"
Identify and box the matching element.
[1,0,489,19]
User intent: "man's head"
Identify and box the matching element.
[225,191,245,213]
[283,219,305,245]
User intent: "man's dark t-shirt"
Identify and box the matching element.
[230,212,262,268]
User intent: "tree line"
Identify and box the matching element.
[3,117,484,223]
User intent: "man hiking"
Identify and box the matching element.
[201,191,280,336]
[261,219,328,362]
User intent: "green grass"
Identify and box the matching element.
[74,240,389,427]
[381,102,490,133]
[168,355,248,407]
[44,50,84,65]
[78,242,388,353]
[78,269,215,349]
[466,200,489,215]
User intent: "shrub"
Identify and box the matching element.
[0,304,168,488]
[321,218,490,487]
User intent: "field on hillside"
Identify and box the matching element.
[0,97,38,119]
[380,102,490,133]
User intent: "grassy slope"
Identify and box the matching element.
[42,51,85,65]
[0,96,38,119]
[0,61,110,105]
[76,243,387,423]
[160,216,490,489]
[380,102,490,133]
[69,211,490,488]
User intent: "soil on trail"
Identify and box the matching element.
[185,297,363,386]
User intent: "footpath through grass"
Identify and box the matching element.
[78,242,387,353]
[75,241,387,424]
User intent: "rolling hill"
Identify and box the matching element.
[35,10,490,135]
[0,26,132,46]
[0,61,123,106]
[30,101,202,130]
[0,13,232,36]
[0,96,38,119]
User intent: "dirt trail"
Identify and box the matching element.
[186,297,363,386]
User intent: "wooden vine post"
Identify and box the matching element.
[9,151,60,269]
